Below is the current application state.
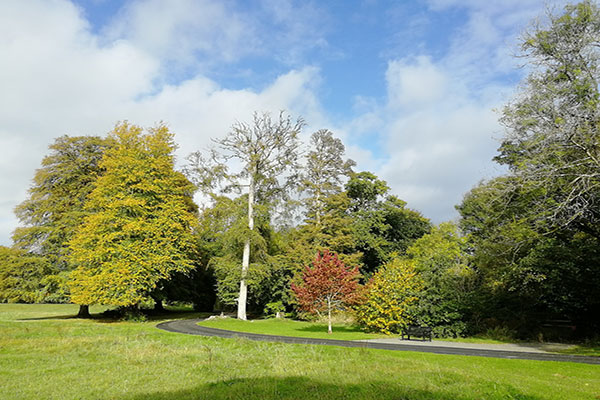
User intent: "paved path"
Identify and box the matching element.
[156,319,600,365]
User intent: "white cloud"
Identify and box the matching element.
[386,56,448,109]
[104,0,254,68]
[0,0,327,245]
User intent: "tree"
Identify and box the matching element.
[458,177,600,337]
[196,194,278,312]
[0,246,53,303]
[301,129,355,227]
[355,257,422,335]
[291,250,361,333]
[406,222,475,337]
[454,1,600,338]
[11,135,108,315]
[497,1,600,236]
[346,172,431,274]
[68,122,197,308]
[188,111,304,320]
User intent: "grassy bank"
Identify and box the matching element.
[1,304,599,399]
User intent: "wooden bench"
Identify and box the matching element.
[401,325,432,341]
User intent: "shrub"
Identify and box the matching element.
[356,258,422,335]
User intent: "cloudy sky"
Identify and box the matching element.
[0,0,570,246]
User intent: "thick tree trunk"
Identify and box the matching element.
[238,176,255,320]
[152,297,165,312]
[77,304,90,318]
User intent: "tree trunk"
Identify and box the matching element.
[238,175,255,320]
[316,190,321,226]
[77,304,90,318]
[152,297,165,312]
[327,298,332,334]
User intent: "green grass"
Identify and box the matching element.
[557,343,600,357]
[1,304,599,400]
[198,317,389,340]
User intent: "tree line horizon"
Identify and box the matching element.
[1,1,599,339]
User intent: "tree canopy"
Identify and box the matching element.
[68,122,197,308]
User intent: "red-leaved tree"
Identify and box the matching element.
[291,250,361,334]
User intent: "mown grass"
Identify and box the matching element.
[1,304,599,400]
[197,317,389,340]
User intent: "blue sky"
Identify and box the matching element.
[0,0,571,245]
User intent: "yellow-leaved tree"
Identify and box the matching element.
[68,122,197,308]
[356,257,422,334]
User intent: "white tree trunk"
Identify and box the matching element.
[327,297,332,334]
[238,175,255,320]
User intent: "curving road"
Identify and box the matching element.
[156,319,600,365]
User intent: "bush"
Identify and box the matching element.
[356,258,422,335]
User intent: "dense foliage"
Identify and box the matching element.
[456,1,600,338]
[3,2,599,340]
[9,136,108,306]
[291,250,361,333]
[68,122,198,307]
[355,257,422,334]
[406,223,474,337]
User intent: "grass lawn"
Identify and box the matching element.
[197,317,390,340]
[1,304,599,400]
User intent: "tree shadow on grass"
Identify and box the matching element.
[121,376,544,400]
[18,308,210,323]
[296,324,364,333]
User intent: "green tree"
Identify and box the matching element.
[301,129,355,227]
[188,111,304,320]
[459,177,600,336]
[196,194,278,312]
[356,257,422,335]
[455,2,600,337]
[0,246,53,303]
[406,222,475,337]
[346,172,431,274]
[68,122,197,308]
[283,129,360,279]
[11,135,108,315]
[497,0,600,236]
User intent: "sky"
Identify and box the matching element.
[0,0,571,246]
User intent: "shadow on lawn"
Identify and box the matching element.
[296,324,364,333]
[18,309,210,323]
[121,376,544,400]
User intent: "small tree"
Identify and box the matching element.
[356,257,422,335]
[291,250,360,334]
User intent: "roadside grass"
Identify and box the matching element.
[557,342,600,357]
[196,317,591,351]
[1,304,599,400]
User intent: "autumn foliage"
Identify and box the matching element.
[68,122,197,307]
[356,257,422,334]
[291,250,361,333]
